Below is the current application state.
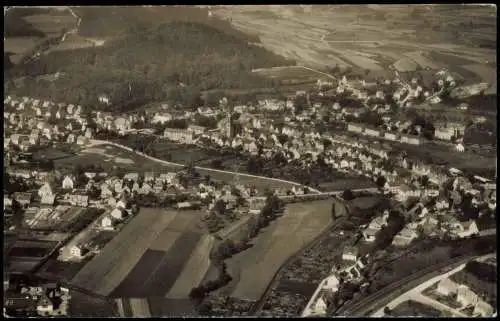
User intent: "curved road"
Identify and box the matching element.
[89,139,322,194]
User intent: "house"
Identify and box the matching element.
[452,220,479,238]
[101,215,118,230]
[163,128,195,144]
[100,184,113,199]
[70,245,88,258]
[76,136,89,146]
[342,246,358,262]
[110,208,125,220]
[36,293,54,316]
[69,194,89,207]
[62,176,74,190]
[66,134,76,144]
[473,300,494,317]
[38,182,54,199]
[362,228,379,242]
[116,198,127,210]
[41,194,56,206]
[114,117,131,131]
[392,227,418,247]
[187,124,207,135]
[364,128,380,137]
[152,112,173,124]
[455,143,465,152]
[456,285,479,307]
[384,132,398,141]
[434,128,455,141]
[123,172,139,182]
[347,123,364,133]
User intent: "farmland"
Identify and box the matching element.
[211,200,334,301]
[390,300,441,317]
[4,7,77,64]
[211,5,495,80]
[71,208,211,298]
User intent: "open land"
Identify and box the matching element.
[210,5,495,93]
[72,207,211,298]
[213,199,334,301]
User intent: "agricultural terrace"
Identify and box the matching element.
[72,207,211,298]
[213,199,334,301]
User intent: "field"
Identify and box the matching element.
[4,7,78,64]
[7,239,59,259]
[71,207,210,298]
[212,199,334,301]
[69,290,118,317]
[53,144,179,173]
[211,5,495,77]
[47,34,95,52]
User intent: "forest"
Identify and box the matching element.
[5,20,293,113]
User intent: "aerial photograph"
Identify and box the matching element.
[3,4,497,318]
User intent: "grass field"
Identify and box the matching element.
[69,290,118,317]
[22,13,76,36]
[216,199,334,301]
[47,34,95,52]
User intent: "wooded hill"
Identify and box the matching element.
[5,20,294,113]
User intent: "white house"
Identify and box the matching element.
[38,183,54,199]
[436,278,459,296]
[455,143,465,152]
[62,176,74,190]
[70,245,87,258]
[342,246,358,262]
[101,215,117,230]
[110,208,125,220]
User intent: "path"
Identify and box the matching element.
[88,139,322,194]
[252,65,336,81]
[371,262,467,317]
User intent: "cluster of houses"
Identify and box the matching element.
[435,277,494,317]
[4,282,70,317]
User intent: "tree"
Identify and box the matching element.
[384,306,392,316]
[375,176,387,189]
[342,189,354,201]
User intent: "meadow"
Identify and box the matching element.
[213,200,334,301]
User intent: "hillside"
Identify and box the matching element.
[72,6,261,43]
[5,20,294,113]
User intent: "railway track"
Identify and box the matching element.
[333,254,478,316]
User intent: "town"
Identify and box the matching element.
[4,4,497,319]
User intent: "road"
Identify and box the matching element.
[89,139,323,193]
[370,262,469,317]
[334,254,481,317]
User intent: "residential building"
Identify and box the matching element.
[69,194,89,207]
[187,124,207,135]
[364,128,380,137]
[164,128,195,144]
[36,293,54,316]
[452,220,479,238]
[473,300,494,317]
[456,285,479,307]
[70,245,88,258]
[347,123,364,133]
[342,246,358,262]
[76,136,89,145]
[362,228,379,242]
[110,208,125,220]
[392,227,418,247]
[62,176,74,190]
[101,215,117,230]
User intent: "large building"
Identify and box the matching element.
[163,128,195,144]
